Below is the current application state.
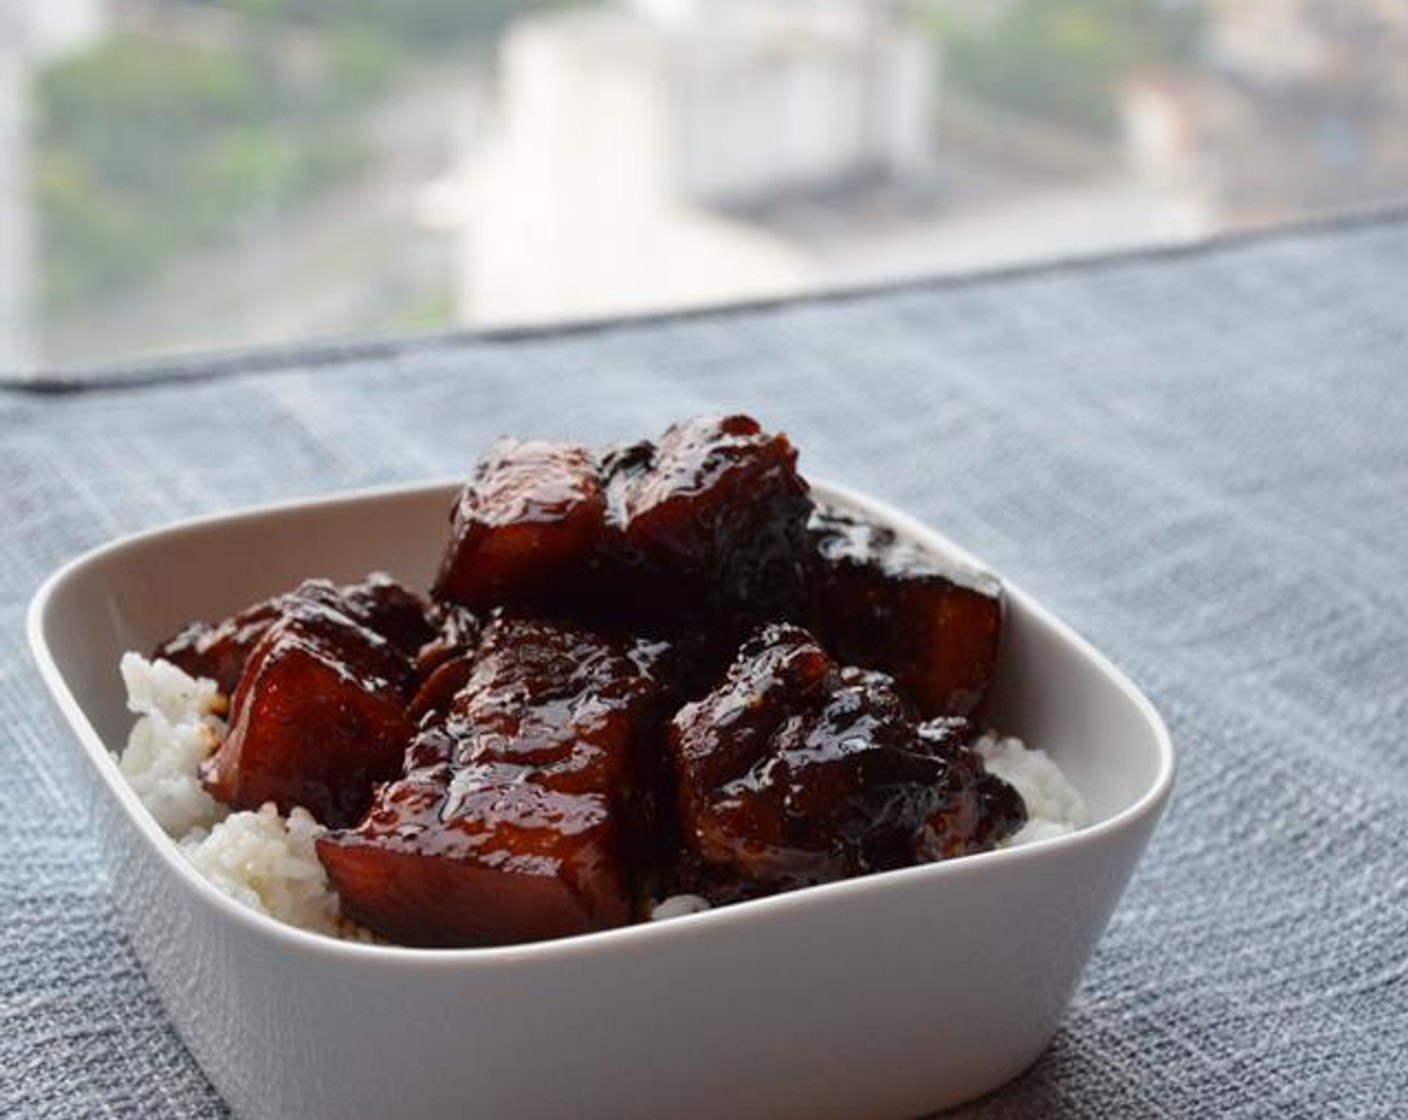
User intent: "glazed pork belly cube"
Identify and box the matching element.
[154,597,284,698]
[316,760,627,948]
[201,591,419,828]
[318,617,673,947]
[605,415,813,625]
[431,416,813,634]
[406,601,484,722]
[330,573,438,659]
[155,573,432,696]
[432,439,607,611]
[413,600,482,677]
[807,506,1002,718]
[669,624,1024,903]
[914,732,1030,862]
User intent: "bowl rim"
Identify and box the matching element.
[26,476,1175,968]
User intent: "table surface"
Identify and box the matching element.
[3,214,1405,1119]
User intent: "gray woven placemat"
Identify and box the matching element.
[3,215,1406,1118]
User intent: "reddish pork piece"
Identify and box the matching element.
[431,415,813,634]
[200,583,425,828]
[153,415,1036,947]
[413,600,482,678]
[155,597,284,699]
[332,574,438,659]
[317,617,675,947]
[669,624,1023,903]
[155,573,432,696]
[807,506,1002,718]
[914,735,1030,862]
[432,439,607,611]
[603,415,813,625]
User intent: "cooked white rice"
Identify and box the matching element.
[118,655,226,838]
[120,653,1087,939]
[974,732,1088,848]
[119,654,367,941]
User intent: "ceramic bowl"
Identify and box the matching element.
[27,480,1173,1120]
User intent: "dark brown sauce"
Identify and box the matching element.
[155,414,1020,946]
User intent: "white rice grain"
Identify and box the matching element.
[118,653,227,838]
[974,732,1089,846]
[118,654,365,940]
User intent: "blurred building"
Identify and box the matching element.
[0,0,106,371]
[454,0,934,325]
[1202,0,1408,218]
[1206,0,1330,87]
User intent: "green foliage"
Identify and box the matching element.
[36,152,162,313]
[390,288,455,331]
[35,0,586,315]
[939,0,1204,138]
[35,37,367,313]
[327,26,401,101]
[189,0,577,52]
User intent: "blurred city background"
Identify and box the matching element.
[2,0,1405,374]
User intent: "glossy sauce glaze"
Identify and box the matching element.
[316,616,674,946]
[669,623,1023,902]
[157,574,431,696]
[184,577,431,827]
[807,506,1001,717]
[154,414,1023,946]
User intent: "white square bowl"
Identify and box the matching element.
[27,479,1172,1120]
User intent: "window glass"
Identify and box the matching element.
[2,0,1404,374]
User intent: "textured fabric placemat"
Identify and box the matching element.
[3,216,1406,1118]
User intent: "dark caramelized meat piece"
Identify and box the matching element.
[407,654,475,724]
[432,440,606,610]
[669,624,1023,902]
[202,595,417,827]
[605,415,812,624]
[155,573,432,695]
[808,506,1002,717]
[317,617,672,947]
[155,414,1038,947]
[155,599,286,697]
[432,416,813,635]
[330,573,437,659]
[316,763,627,948]
[916,738,1029,861]
[413,600,482,677]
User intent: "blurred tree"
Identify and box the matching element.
[938,0,1204,137]
[36,0,578,316]
[35,37,364,313]
[187,0,576,52]
[327,26,399,101]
